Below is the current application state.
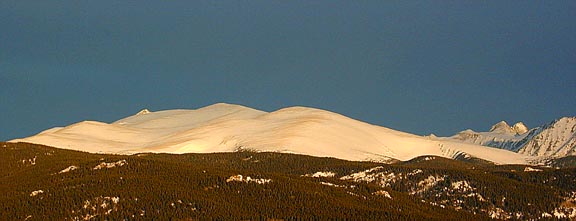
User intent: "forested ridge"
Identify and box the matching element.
[1,142,575,220]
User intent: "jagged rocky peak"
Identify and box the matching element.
[512,122,528,134]
[489,121,514,133]
[136,109,151,116]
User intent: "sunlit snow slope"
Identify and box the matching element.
[10,103,530,164]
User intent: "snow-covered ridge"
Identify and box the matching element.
[518,117,576,157]
[446,117,576,158]
[10,103,531,164]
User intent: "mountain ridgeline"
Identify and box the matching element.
[3,104,576,219]
[13,103,574,165]
[449,117,576,158]
[2,142,576,220]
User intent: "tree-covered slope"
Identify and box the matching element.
[1,142,575,220]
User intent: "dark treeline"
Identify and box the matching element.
[1,142,574,220]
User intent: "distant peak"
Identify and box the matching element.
[273,106,327,113]
[512,122,528,134]
[491,121,510,128]
[267,106,343,119]
[208,102,239,107]
[136,109,151,116]
[489,121,528,134]
[460,129,476,134]
[202,103,251,110]
[198,103,266,114]
[489,121,514,133]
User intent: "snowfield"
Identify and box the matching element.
[10,103,532,164]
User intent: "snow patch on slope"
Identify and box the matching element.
[72,196,121,220]
[226,175,271,184]
[59,165,79,174]
[303,171,336,178]
[30,190,44,197]
[373,190,393,199]
[93,160,127,170]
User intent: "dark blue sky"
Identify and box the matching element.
[1,1,575,140]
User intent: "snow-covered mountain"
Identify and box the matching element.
[448,117,576,157]
[449,121,529,152]
[10,103,531,164]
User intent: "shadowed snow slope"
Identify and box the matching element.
[10,103,530,164]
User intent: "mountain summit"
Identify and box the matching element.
[136,109,151,116]
[489,121,528,134]
[489,121,514,133]
[512,122,529,134]
[9,103,529,164]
